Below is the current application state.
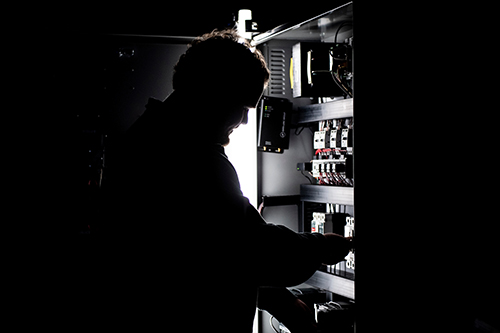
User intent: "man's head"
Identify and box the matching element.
[173,29,270,146]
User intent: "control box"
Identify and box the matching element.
[257,96,292,153]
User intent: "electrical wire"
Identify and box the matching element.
[294,126,305,135]
[334,22,353,43]
[315,148,347,155]
[313,171,353,187]
[289,288,303,294]
[258,201,265,214]
[328,45,353,98]
[331,71,353,98]
[328,301,344,310]
[300,170,315,184]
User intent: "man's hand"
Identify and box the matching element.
[322,233,353,265]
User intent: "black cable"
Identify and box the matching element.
[301,170,315,184]
[334,21,353,43]
[294,126,305,135]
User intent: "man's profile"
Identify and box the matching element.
[98,29,353,332]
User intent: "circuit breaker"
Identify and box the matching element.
[313,131,330,149]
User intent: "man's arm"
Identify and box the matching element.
[212,152,352,286]
[240,200,352,287]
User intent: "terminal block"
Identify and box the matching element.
[310,157,353,186]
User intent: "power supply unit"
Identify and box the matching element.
[292,42,352,98]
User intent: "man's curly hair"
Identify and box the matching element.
[173,29,270,102]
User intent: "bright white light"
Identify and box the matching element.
[237,9,253,40]
[224,108,257,208]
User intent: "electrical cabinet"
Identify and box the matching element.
[254,1,354,302]
[254,5,354,332]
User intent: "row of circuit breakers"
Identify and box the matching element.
[296,118,353,187]
[311,118,353,186]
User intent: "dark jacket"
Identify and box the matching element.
[97,92,334,332]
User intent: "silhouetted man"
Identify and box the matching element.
[101,29,353,332]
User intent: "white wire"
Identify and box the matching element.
[328,301,343,310]
[288,287,303,295]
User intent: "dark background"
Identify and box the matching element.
[37,1,350,36]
